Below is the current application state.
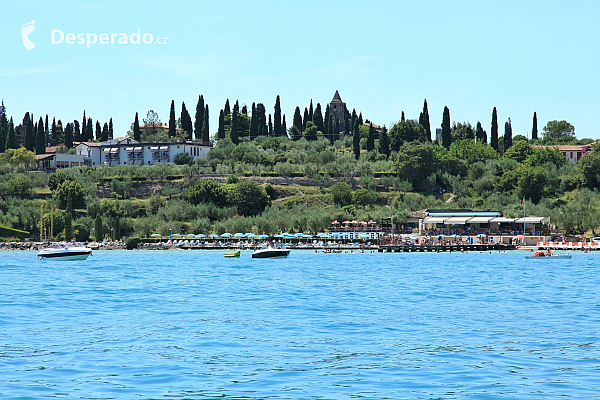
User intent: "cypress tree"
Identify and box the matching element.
[274,95,282,136]
[169,100,176,137]
[353,118,360,160]
[36,118,45,154]
[6,117,17,149]
[358,112,363,126]
[250,103,258,139]
[224,99,231,115]
[230,108,239,144]
[108,118,113,140]
[351,108,357,127]
[441,106,451,148]
[313,103,324,133]
[202,104,209,143]
[282,115,287,137]
[0,101,7,153]
[24,113,33,151]
[242,105,247,115]
[532,112,538,141]
[218,109,225,139]
[181,102,192,139]
[133,112,141,141]
[419,99,431,141]
[333,117,340,142]
[256,103,267,137]
[65,191,73,242]
[74,120,81,142]
[94,214,103,242]
[55,120,63,143]
[268,114,273,136]
[82,111,86,139]
[309,99,313,121]
[401,111,405,122]
[95,121,101,141]
[101,122,109,142]
[293,106,302,131]
[303,108,309,131]
[378,126,390,157]
[87,118,93,141]
[45,114,49,144]
[51,117,56,142]
[344,117,350,137]
[491,107,498,151]
[194,95,204,140]
[367,123,375,151]
[114,217,120,240]
[64,122,73,149]
[233,100,239,114]
[223,99,231,131]
[323,105,331,140]
[504,118,513,152]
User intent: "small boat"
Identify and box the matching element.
[524,251,572,259]
[38,242,93,260]
[251,246,290,259]
[224,250,240,258]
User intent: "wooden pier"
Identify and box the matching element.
[378,243,514,253]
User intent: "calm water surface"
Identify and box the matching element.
[1,250,599,399]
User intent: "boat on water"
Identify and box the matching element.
[224,250,241,258]
[524,251,572,260]
[37,242,93,260]
[251,246,290,259]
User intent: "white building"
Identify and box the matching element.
[76,137,211,166]
[35,153,87,170]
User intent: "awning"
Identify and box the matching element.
[103,148,111,153]
[125,147,134,151]
[150,146,159,150]
[444,216,473,224]
[159,146,169,151]
[422,217,447,224]
[134,147,143,151]
[468,216,494,223]
[489,217,516,223]
[110,148,119,154]
[514,216,549,224]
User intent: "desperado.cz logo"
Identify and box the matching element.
[20,20,167,50]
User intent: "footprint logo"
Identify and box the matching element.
[20,20,35,50]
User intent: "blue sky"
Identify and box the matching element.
[1,0,600,140]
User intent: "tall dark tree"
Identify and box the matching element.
[36,117,45,154]
[401,111,405,122]
[282,115,287,138]
[313,103,324,133]
[256,103,267,137]
[224,99,231,115]
[223,99,231,131]
[87,118,93,141]
[302,108,309,131]
[233,100,239,114]
[54,119,64,143]
[0,101,6,153]
[333,117,340,142]
[274,95,282,136]
[95,121,101,141]
[323,105,331,140]
[6,117,17,149]
[51,117,56,142]
[378,126,390,157]
[73,120,81,142]
[133,112,141,141]
[181,102,192,139]
[101,122,109,142]
[230,107,239,144]
[344,117,350,137]
[108,118,113,140]
[168,100,176,138]
[491,107,499,151]
[293,106,302,132]
[24,113,33,151]
[441,106,451,148]
[250,103,258,139]
[82,111,86,140]
[309,99,314,121]
[475,121,487,144]
[358,112,363,126]
[352,118,360,160]
[201,104,209,143]
[532,112,538,141]
[504,118,513,152]
[217,109,225,139]
[64,122,73,149]
[194,95,205,140]
[45,114,49,144]
[94,214,103,242]
[268,114,273,136]
[419,99,431,141]
[64,192,73,242]
[367,123,375,151]
[351,108,357,127]
[241,104,247,115]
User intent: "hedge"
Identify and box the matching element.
[0,226,30,239]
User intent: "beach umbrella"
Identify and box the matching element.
[209,233,219,238]
[196,234,206,238]
[358,233,370,238]
[476,233,487,238]
[342,220,350,224]
[410,234,419,239]
[259,234,270,239]
[221,233,232,238]
[360,220,368,225]
[234,233,245,238]
[185,234,195,239]
[245,233,257,238]
[331,220,340,225]
[151,233,161,243]
[351,220,359,224]
[368,220,377,224]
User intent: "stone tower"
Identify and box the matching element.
[327,90,346,127]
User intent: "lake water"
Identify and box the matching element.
[1,250,599,399]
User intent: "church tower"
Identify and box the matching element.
[327,90,346,128]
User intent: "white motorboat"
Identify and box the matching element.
[37,242,93,260]
[251,246,290,259]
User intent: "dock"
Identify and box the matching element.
[378,243,514,253]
